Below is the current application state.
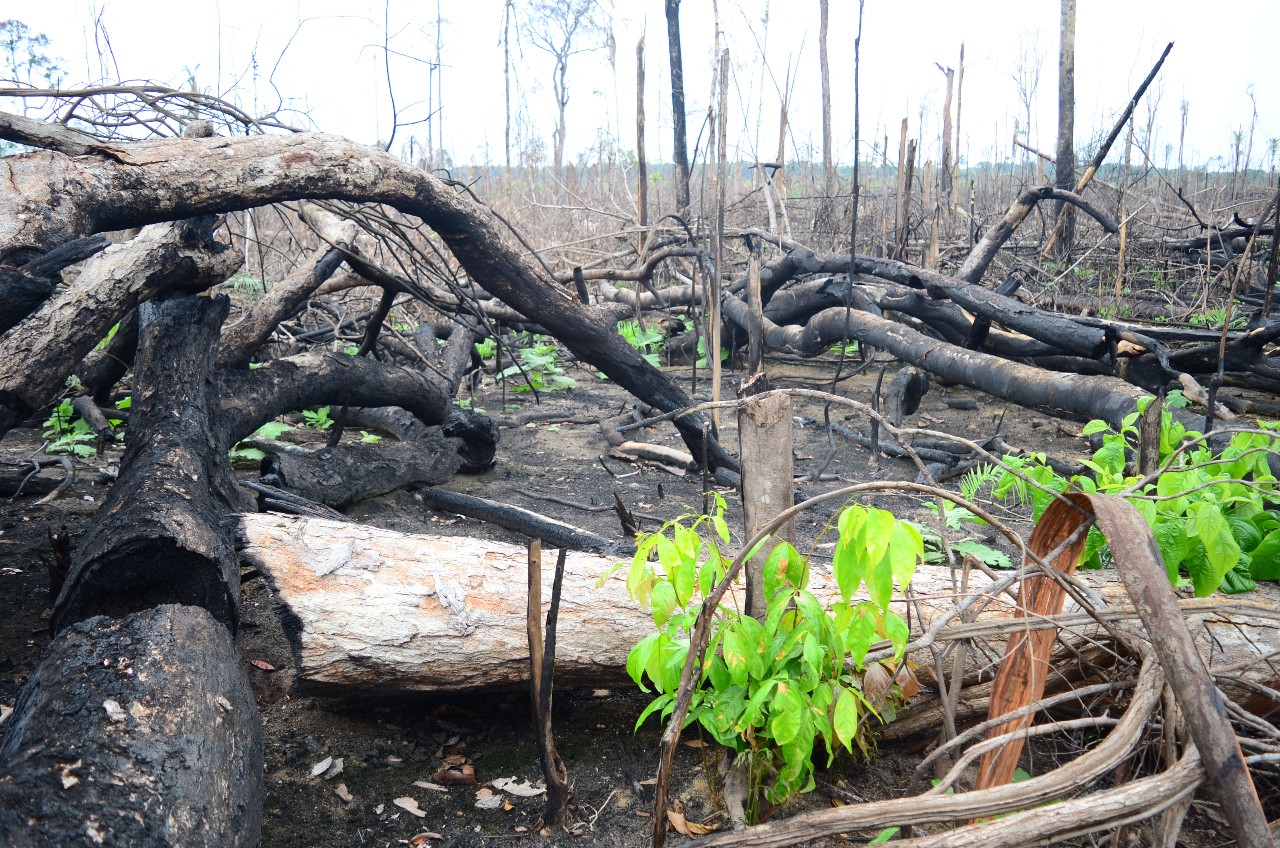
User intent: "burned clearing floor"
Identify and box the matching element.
[0,357,1255,847]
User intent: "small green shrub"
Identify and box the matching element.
[994,396,1280,595]
[42,399,99,458]
[607,495,921,821]
[617,319,665,367]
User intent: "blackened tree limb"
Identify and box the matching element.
[75,308,139,405]
[217,243,350,367]
[261,439,464,510]
[1042,42,1174,257]
[218,350,451,446]
[0,218,240,438]
[0,235,110,333]
[718,296,1154,428]
[53,295,246,635]
[956,185,1117,284]
[0,604,264,848]
[0,123,730,467]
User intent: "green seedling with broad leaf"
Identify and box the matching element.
[301,406,335,430]
[994,394,1280,595]
[229,419,294,465]
[498,339,576,392]
[603,494,922,823]
[617,319,665,367]
[42,399,99,458]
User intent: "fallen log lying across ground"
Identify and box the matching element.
[0,294,264,848]
[0,605,263,848]
[234,512,1280,703]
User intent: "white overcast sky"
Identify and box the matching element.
[9,1,1278,173]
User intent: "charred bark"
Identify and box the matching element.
[52,294,246,635]
[262,438,465,510]
[0,234,109,334]
[217,351,451,446]
[0,604,263,848]
[75,309,139,405]
[0,218,240,439]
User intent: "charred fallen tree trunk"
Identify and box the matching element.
[719,294,1158,428]
[0,218,240,439]
[217,350,451,445]
[0,119,731,468]
[261,439,465,510]
[53,294,248,634]
[1,292,264,847]
[0,604,263,848]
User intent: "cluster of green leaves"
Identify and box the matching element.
[301,405,334,430]
[913,465,1012,570]
[473,337,497,360]
[43,399,102,458]
[607,496,922,819]
[1189,308,1247,330]
[498,339,576,392]
[994,395,1280,596]
[617,319,665,367]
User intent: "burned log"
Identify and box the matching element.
[75,309,139,405]
[53,294,247,635]
[217,350,452,445]
[0,604,263,848]
[261,438,465,510]
[0,218,240,439]
[0,234,109,334]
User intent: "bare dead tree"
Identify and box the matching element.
[818,0,834,198]
[664,0,690,215]
[521,0,612,178]
[1010,30,1044,170]
[1053,0,1077,253]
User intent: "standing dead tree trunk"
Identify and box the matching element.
[1052,0,1077,255]
[819,0,835,199]
[665,0,691,216]
[0,119,731,468]
[636,36,649,251]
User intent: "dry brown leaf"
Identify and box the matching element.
[680,738,707,748]
[665,799,690,835]
[334,783,353,803]
[409,832,443,845]
[685,820,720,835]
[413,780,450,793]
[432,762,477,786]
[250,658,276,672]
[393,796,426,818]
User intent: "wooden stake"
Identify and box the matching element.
[527,540,570,831]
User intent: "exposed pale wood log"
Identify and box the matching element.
[0,605,263,848]
[236,514,1280,701]
[234,513,651,695]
